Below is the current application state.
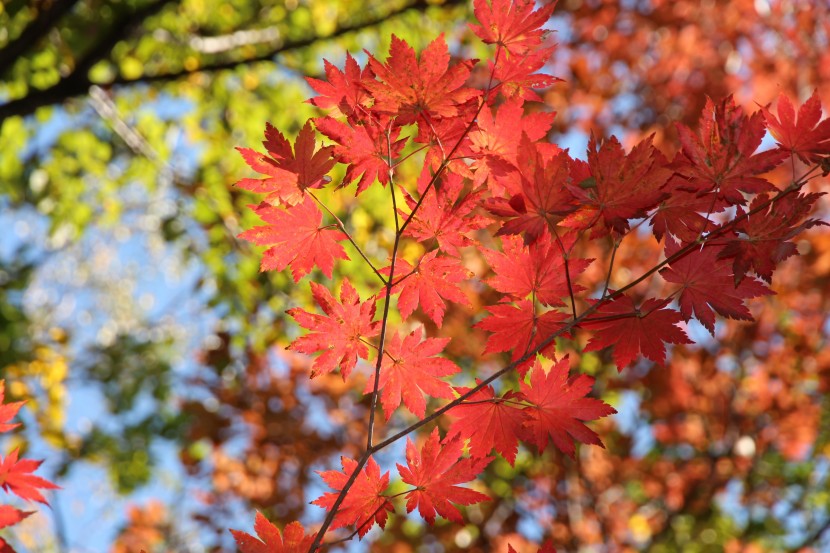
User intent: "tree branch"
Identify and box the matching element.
[0,0,175,123]
[0,0,83,77]
[0,0,466,122]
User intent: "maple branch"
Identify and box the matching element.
[311,50,507,551]
[320,490,410,548]
[551,226,578,319]
[307,191,386,284]
[365,124,404,451]
[311,167,820,553]
[308,451,371,552]
[601,237,621,299]
[310,137,403,548]
[371,170,818,454]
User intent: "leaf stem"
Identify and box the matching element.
[308,191,387,284]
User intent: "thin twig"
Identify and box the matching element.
[551,226,578,319]
[601,238,621,299]
[307,191,386,284]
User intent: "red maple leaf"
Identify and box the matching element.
[563,134,671,238]
[0,381,24,434]
[314,116,407,194]
[484,234,591,307]
[230,513,313,553]
[649,177,723,243]
[486,143,577,244]
[493,46,562,102]
[384,250,471,327]
[718,191,826,284]
[311,456,392,539]
[673,96,788,205]
[234,145,300,206]
[474,300,569,375]
[470,101,556,191]
[447,384,529,466]
[364,327,459,419]
[305,52,374,117]
[0,537,16,553]
[401,173,489,256]
[238,197,349,282]
[397,429,491,525]
[287,279,380,379]
[364,35,479,127]
[760,90,830,164]
[520,357,617,458]
[0,506,30,530]
[261,121,336,191]
[469,0,556,56]
[660,243,772,334]
[0,448,59,504]
[582,295,692,371]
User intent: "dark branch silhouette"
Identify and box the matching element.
[0,0,466,123]
[0,0,83,77]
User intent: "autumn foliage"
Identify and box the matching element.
[225,0,830,551]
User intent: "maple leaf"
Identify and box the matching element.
[364,35,479,127]
[238,197,349,282]
[582,295,692,371]
[660,243,772,334]
[261,121,336,191]
[563,134,671,238]
[314,115,407,194]
[417,113,480,178]
[0,381,24,434]
[0,537,15,553]
[0,448,60,504]
[397,429,492,525]
[230,513,313,553]
[447,384,529,465]
[384,250,472,327]
[401,173,489,256]
[486,142,577,244]
[760,90,830,164]
[364,327,459,419]
[673,96,788,205]
[234,145,301,206]
[0,506,30,530]
[718,191,826,284]
[469,102,557,191]
[520,357,617,457]
[493,46,562,102]
[287,279,380,379]
[474,300,569,375]
[305,52,374,117]
[484,234,591,307]
[311,456,393,539]
[649,177,723,243]
[469,0,557,56]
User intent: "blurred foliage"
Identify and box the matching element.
[0,0,829,552]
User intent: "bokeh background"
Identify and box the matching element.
[1,0,830,551]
